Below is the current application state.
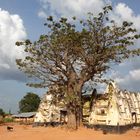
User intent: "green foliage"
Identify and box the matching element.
[19,92,40,113]
[0,108,5,116]
[3,118,14,123]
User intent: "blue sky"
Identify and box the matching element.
[0,0,140,113]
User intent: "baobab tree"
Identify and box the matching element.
[16,6,140,129]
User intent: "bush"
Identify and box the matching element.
[0,116,4,124]
[3,118,14,123]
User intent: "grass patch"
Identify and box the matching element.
[3,118,14,123]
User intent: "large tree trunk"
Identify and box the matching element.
[76,105,83,127]
[76,80,84,127]
[66,77,77,130]
[67,108,77,130]
[66,80,84,129]
[66,70,84,129]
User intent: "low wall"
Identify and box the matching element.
[86,123,140,134]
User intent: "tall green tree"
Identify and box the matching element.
[0,108,5,116]
[16,6,140,129]
[19,92,40,113]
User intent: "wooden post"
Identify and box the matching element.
[117,122,120,134]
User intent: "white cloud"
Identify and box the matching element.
[112,68,140,91]
[116,68,140,83]
[39,0,108,19]
[0,8,27,81]
[115,3,133,20]
[110,3,140,31]
[130,69,140,81]
[38,10,47,18]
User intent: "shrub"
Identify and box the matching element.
[3,118,14,123]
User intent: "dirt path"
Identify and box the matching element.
[0,124,140,140]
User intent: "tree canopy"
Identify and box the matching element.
[0,108,5,116]
[19,92,40,113]
[16,6,140,129]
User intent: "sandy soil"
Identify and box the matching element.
[0,123,140,140]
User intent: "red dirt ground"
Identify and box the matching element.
[0,123,140,140]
